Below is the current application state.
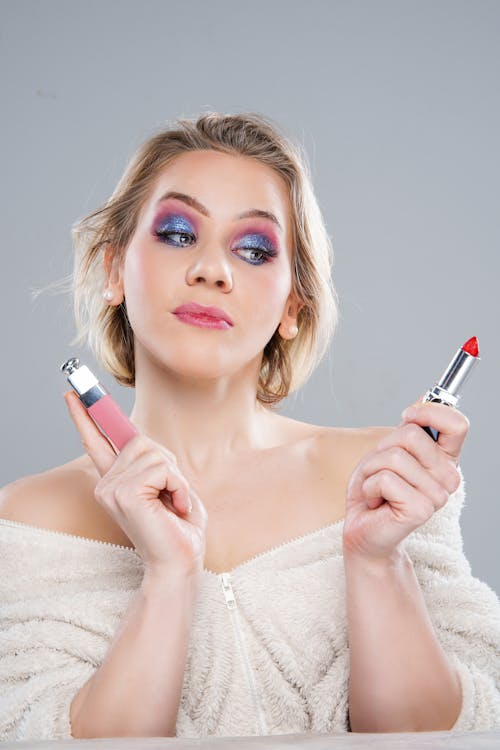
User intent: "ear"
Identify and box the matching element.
[278,293,304,339]
[103,244,125,303]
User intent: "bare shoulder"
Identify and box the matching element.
[276,414,394,472]
[314,423,395,478]
[0,455,133,548]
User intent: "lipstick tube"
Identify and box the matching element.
[61,357,139,452]
[420,337,480,442]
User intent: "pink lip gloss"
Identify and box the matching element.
[174,311,231,329]
[61,357,139,453]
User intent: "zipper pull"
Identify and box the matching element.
[220,572,237,609]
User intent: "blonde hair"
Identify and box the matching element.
[42,112,340,408]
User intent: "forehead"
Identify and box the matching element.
[146,149,293,238]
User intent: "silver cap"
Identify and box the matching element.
[60,357,99,398]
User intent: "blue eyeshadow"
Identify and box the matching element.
[156,214,193,233]
[238,233,275,251]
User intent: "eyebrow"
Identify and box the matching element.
[156,191,283,232]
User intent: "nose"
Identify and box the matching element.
[185,244,233,291]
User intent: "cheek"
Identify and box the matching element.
[257,266,292,315]
[123,245,160,296]
[121,246,170,329]
[246,269,292,345]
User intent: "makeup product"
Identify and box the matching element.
[420,336,480,442]
[61,358,139,452]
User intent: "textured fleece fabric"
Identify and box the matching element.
[0,467,499,740]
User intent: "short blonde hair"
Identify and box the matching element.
[59,112,340,408]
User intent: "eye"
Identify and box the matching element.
[236,247,276,265]
[154,214,196,247]
[156,229,195,247]
[234,233,278,265]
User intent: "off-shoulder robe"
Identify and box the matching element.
[1,467,499,740]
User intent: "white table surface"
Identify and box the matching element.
[3,730,499,749]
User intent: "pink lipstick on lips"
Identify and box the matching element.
[173,302,233,330]
[420,336,480,442]
[61,357,139,453]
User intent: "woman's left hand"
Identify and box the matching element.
[343,399,469,562]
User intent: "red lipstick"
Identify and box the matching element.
[461,335,479,357]
[420,336,480,441]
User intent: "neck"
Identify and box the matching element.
[128,350,278,480]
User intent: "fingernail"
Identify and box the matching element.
[401,407,417,420]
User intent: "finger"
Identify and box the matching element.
[97,445,190,513]
[186,487,207,526]
[374,423,462,493]
[400,401,469,461]
[363,470,436,525]
[158,469,191,515]
[359,446,454,507]
[377,422,441,469]
[115,451,192,515]
[63,390,118,476]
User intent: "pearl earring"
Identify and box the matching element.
[103,289,113,301]
[289,324,298,337]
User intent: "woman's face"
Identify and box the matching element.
[114,149,301,380]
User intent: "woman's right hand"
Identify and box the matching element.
[63,390,208,579]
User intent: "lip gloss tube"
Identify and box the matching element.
[420,336,480,442]
[61,357,139,453]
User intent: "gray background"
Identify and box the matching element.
[1,0,498,594]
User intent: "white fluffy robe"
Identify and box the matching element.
[0,467,499,740]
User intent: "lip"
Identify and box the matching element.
[173,302,233,326]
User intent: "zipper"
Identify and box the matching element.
[220,572,268,735]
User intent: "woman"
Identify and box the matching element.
[0,112,499,740]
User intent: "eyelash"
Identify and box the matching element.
[154,228,278,266]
